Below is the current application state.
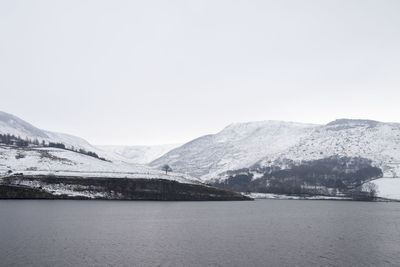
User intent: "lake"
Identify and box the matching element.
[0,200,399,266]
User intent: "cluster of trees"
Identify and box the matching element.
[48,142,66,149]
[351,182,379,201]
[213,156,382,200]
[0,133,40,147]
[48,142,106,161]
[0,134,106,161]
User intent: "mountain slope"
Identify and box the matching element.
[98,144,180,164]
[0,111,48,138]
[0,111,129,162]
[0,111,199,183]
[151,119,400,182]
[0,145,196,183]
[150,121,317,180]
[255,119,400,178]
[0,145,250,200]
[0,111,248,200]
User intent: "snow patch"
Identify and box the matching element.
[369,178,400,200]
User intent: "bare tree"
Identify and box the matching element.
[161,164,172,175]
[364,182,379,199]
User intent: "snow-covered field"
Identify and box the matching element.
[0,146,198,184]
[370,178,400,200]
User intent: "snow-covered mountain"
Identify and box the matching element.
[150,119,400,181]
[150,121,317,180]
[0,111,198,183]
[0,111,179,165]
[0,111,111,160]
[98,144,180,164]
[255,119,400,179]
[0,111,49,139]
[3,110,400,195]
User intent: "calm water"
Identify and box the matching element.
[0,200,399,267]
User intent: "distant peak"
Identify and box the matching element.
[223,120,317,130]
[326,119,380,127]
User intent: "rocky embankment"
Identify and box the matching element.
[0,175,251,201]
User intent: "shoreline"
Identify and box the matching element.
[242,192,399,202]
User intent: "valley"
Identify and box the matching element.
[1,111,400,201]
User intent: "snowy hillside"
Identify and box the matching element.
[98,144,180,164]
[255,119,400,179]
[0,145,197,184]
[151,119,400,182]
[0,111,117,161]
[150,121,317,180]
[0,111,48,139]
[0,111,198,183]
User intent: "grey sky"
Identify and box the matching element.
[1,0,400,145]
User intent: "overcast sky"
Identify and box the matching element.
[1,0,400,145]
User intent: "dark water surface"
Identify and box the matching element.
[0,200,399,267]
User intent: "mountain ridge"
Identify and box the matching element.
[151,118,400,182]
[150,120,318,179]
